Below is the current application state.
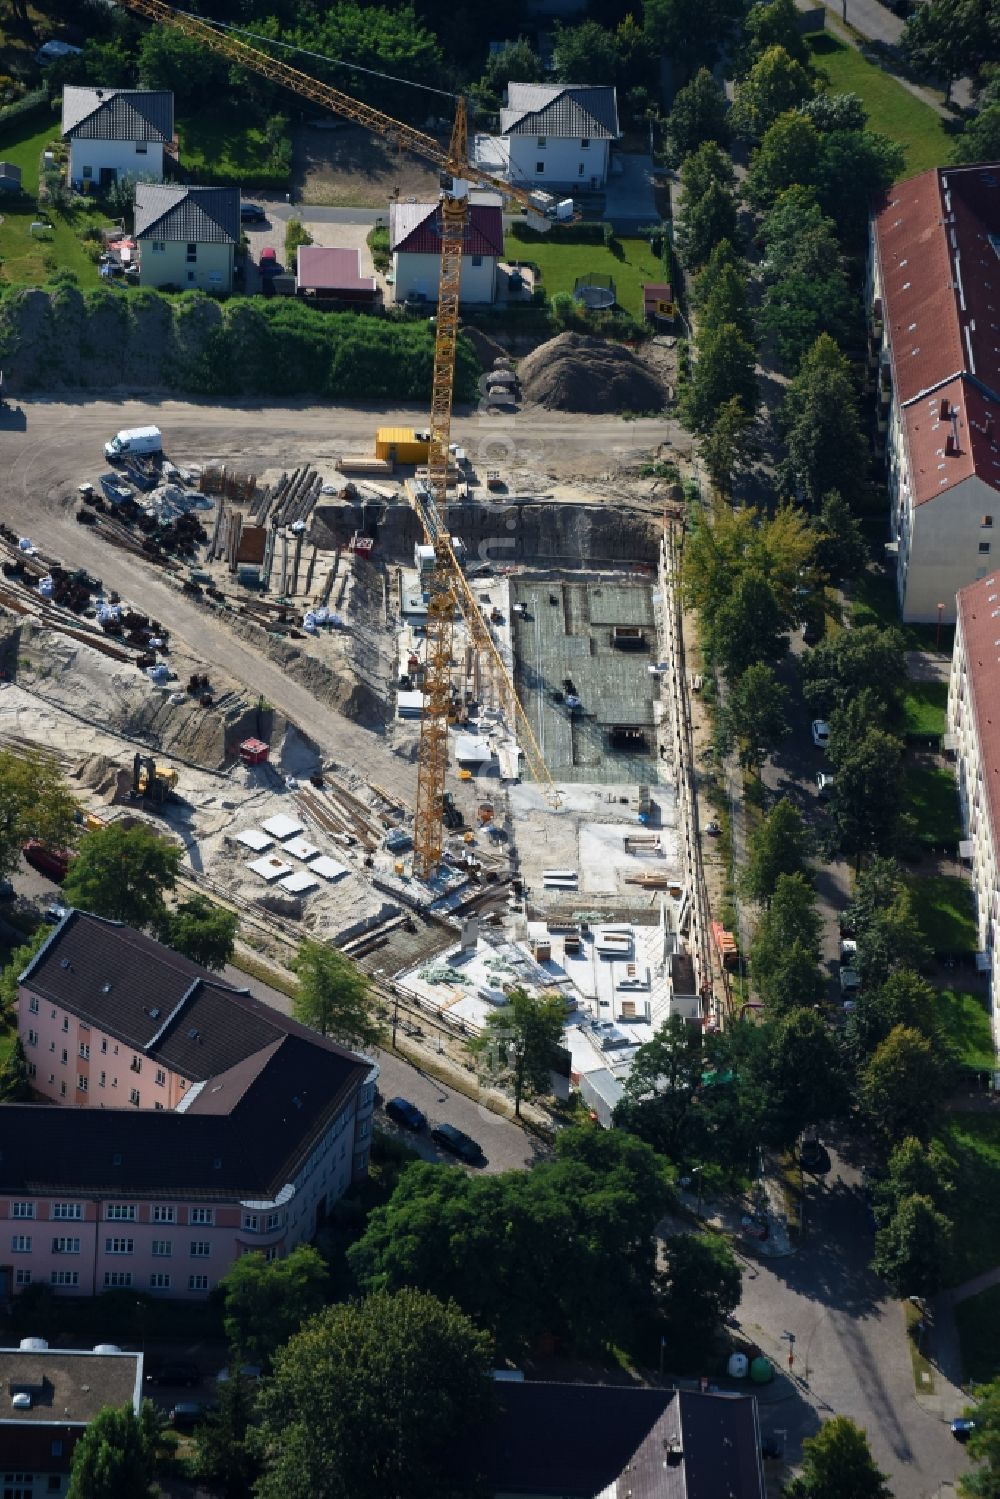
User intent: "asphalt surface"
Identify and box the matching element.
[739,1143,968,1496]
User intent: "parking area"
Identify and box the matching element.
[239,202,385,297]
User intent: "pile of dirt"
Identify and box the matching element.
[462,326,508,372]
[518,332,666,414]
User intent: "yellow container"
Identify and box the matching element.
[375,427,430,463]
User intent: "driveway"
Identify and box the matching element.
[737,1143,968,1495]
[604,152,658,234]
[240,204,383,294]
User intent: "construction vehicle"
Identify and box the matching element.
[117,0,559,879]
[132,753,178,805]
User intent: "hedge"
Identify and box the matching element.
[0,88,52,131]
[509,219,613,245]
[0,285,482,401]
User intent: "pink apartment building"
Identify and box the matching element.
[2,911,377,1300]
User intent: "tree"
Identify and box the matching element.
[746,111,821,209]
[708,572,786,678]
[902,0,994,103]
[155,895,237,970]
[474,986,566,1117]
[742,798,810,907]
[742,0,811,67]
[676,178,739,270]
[62,823,180,930]
[219,1245,329,1369]
[801,90,868,131]
[292,939,383,1050]
[873,1193,953,1297]
[852,885,930,991]
[759,203,856,368]
[848,971,941,1062]
[0,748,78,879]
[830,728,905,868]
[0,1035,31,1102]
[644,0,747,81]
[873,1135,955,1224]
[614,1014,706,1159]
[702,398,756,496]
[667,68,731,160]
[680,321,757,430]
[785,1416,892,1499]
[750,873,824,1012]
[552,19,619,83]
[658,1233,742,1366]
[814,490,867,582]
[803,627,906,720]
[700,263,753,342]
[731,46,814,140]
[138,23,227,107]
[953,103,1000,163]
[692,239,749,312]
[682,499,815,628]
[756,1007,848,1148]
[253,1290,493,1499]
[0,926,48,1020]
[718,663,790,770]
[67,1401,159,1499]
[194,1366,257,1497]
[782,334,870,507]
[860,1025,949,1144]
[812,129,904,251]
[960,1377,1000,1498]
[474,37,544,112]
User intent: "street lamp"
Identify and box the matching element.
[691,1164,705,1215]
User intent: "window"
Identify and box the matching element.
[581,137,590,148]
[77,1076,88,1093]
[105,1237,134,1255]
[28,997,38,1014]
[50,1270,80,1286]
[106,1204,136,1221]
[26,1063,35,1080]
[4,1477,32,1499]
[537,136,546,148]
[52,1237,80,1254]
[357,1118,370,1139]
[152,1239,173,1257]
[82,165,93,178]
[535,161,545,174]
[131,1056,142,1074]
[51,1441,63,1458]
[983,515,994,528]
[266,1212,281,1231]
[61,1017,68,1032]
[79,1043,90,1060]
[152,240,165,254]
[578,163,586,176]
[104,1271,133,1288]
[99,1071,106,1087]
[190,1241,210,1258]
[60,1081,66,1097]
[52,1203,82,1220]
[153,1205,175,1223]
[155,1068,166,1087]
[135,141,148,154]
[11,1236,31,1253]
[980,542,992,554]
[186,271,195,283]
[155,1102,164,1110]
[12,1202,34,1219]
[100,1038,108,1054]
[60,1049,67,1064]
[265,1246,279,1262]
[149,1272,171,1289]
[188,1274,210,1291]
[186,242,197,262]
[242,1213,259,1232]
[471,254,482,267]
[129,1089,140,1106]
[27,1030,37,1047]
[15,1269,31,1287]
[49,1042,55,1053]
[190,1207,214,1225]
[49,1473,62,1491]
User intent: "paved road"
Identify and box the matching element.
[222,963,541,1175]
[738,1143,968,1496]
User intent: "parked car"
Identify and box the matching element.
[431,1122,485,1164]
[951,1418,976,1441]
[811,719,830,749]
[839,966,861,996]
[44,903,70,924]
[169,1401,207,1428]
[240,203,267,223]
[839,938,858,966]
[816,771,834,797]
[146,1362,200,1387]
[385,1096,427,1132]
[259,246,278,276]
[215,1364,261,1384]
[0,878,14,902]
[799,1134,826,1171]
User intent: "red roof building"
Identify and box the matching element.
[296,245,378,304]
[389,194,503,306]
[870,163,1000,622]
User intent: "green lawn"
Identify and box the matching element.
[0,112,108,286]
[904,680,948,739]
[807,33,951,177]
[177,111,291,190]
[956,1285,1000,1384]
[904,764,962,850]
[0,110,60,193]
[937,989,996,1073]
[908,874,978,955]
[850,570,954,655]
[937,1114,1000,1284]
[505,233,663,319]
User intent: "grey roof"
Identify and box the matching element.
[0,1348,142,1425]
[134,183,240,245]
[501,83,619,139]
[61,86,173,142]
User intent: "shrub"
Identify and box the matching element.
[0,88,52,130]
[367,223,390,273]
[509,218,609,244]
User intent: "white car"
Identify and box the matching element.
[840,938,858,966]
[816,771,834,797]
[811,720,830,749]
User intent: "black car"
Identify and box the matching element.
[240,203,267,224]
[385,1096,426,1132]
[146,1362,200,1387]
[431,1122,484,1164]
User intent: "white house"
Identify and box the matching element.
[61,86,173,191]
[474,83,619,191]
[948,572,1000,1058]
[135,183,239,294]
[389,194,503,305]
[869,163,1000,623]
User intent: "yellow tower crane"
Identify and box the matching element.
[118,0,558,879]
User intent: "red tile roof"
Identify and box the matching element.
[296,245,375,293]
[904,375,1000,506]
[390,199,504,257]
[957,570,1000,854]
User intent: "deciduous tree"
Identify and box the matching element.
[62,822,180,930]
[742,798,810,907]
[718,663,790,770]
[708,572,786,678]
[614,1014,706,1160]
[0,927,47,1021]
[757,1007,848,1147]
[781,334,870,507]
[953,103,1000,163]
[750,873,824,1012]
[702,397,757,496]
[731,46,814,139]
[959,1377,1000,1497]
[742,0,811,67]
[474,37,544,112]
[902,0,994,102]
[0,1036,31,1102]
[680,321,757,430]
[644,0,747,81]
[831,728,905,868]
[873,1193,953,1297]
[552,18,619,83]
[872,1135,955,1224]
[814,490,867,582]
[219,1245,329,1369]
[784,1416,892,1499]
[803,626,906,719]
[860,1025,949,1144]
[292,940,383,1050]
[67,1401,159,1499]
[194,1368,257,1498]
[156,895,237,971]
[667,68,731,161]
[473,986,566,1117]
[676,179,740,270]
[658,1233,741,1367]
[0,748,78,879]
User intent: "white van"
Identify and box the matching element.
[104,426,162,461]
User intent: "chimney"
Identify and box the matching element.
[946,434,958,455]
[940,398,950,419]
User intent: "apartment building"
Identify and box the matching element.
[948,571,1000,1055]
[869,163,1000,623]
[5,912,376,1298]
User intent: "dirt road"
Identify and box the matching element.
[0,398,672,785]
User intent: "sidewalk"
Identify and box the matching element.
[676,1167,796,1260]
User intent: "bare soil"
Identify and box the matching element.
[293,125,443,207]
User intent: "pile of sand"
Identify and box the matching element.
[518,332,665,414]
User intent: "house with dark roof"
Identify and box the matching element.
[869,163,1000,623]
[61,87,173,191]
[8,910,377,1300]
[389,192,504,305]
[948,573,1000,1058]
[452,1382,766,1498]
[474,83,620,191]
[0,1341,143,1495]
[134,182,240,294]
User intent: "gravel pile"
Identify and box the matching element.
[518,332,665,414]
